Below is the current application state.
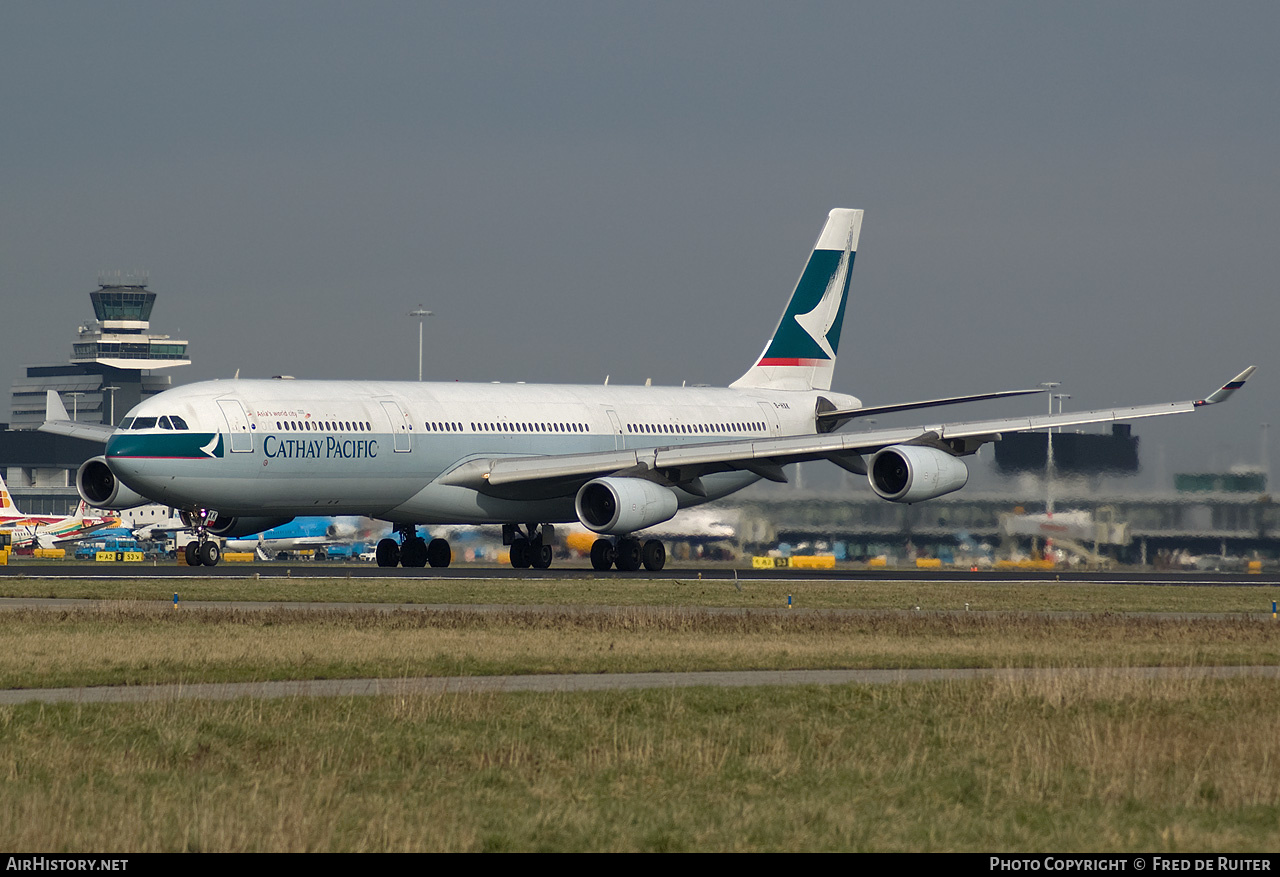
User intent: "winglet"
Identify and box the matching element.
[46,390,70,422]
[1195,366,1257,406]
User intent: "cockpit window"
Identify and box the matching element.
[132,417,158,430]
[119,417,134,429]
[158,416,173,429]
[169,415,189,430]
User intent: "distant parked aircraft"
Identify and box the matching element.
[0,474,118,549]
[224,516,383,559]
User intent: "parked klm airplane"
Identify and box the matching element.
[42,209,1255,571]
[223,516,382,560]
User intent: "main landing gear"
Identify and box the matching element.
[504,523,555,570]
[376,525,452,568]
[181,508,222,567]
[590,536,666,572]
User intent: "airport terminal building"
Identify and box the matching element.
[2,274,189,513]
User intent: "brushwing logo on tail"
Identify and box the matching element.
[757,223,856,366]
[791,234,853,362]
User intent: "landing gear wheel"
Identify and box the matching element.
[184,542,200,567]
[614,538,642,572]
[510,537,531,569]
[314,547,327,561]
[198,540,221,567]
[375,537,400,568]
[427,538,452,568]
[642,539,666,572]
[590,538,615,571]
[530,541,553,569]
[401,537,428,568]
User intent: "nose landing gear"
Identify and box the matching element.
[181,509,223,567]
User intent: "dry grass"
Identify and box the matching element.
[2,604,1279,689]
[2,674,1279,851]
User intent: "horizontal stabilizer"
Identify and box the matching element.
[38,419,117,443]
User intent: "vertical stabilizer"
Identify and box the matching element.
[731,208,863,392]
[0,473,18,519]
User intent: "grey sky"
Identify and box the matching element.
[2,2,1275,478]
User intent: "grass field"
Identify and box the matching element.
[4,676,1279,851]
[3,573,1279,613]
[2,576,1279,851]
[1,604,1279,689]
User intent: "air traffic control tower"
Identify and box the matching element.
[7,272,190,430]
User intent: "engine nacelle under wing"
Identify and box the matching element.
[77,457,149,510]
[205,516,295,539]
[868,444,969,503]
[575,477,679,535]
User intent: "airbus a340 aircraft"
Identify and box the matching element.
[42,209,1254,571]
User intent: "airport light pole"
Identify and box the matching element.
[66,392,84,421]
[1053,393,1071,422]
[1263,423,1271,483]
[101,385,119,426]
[1039,382,1060,523]
[409,306,433,381]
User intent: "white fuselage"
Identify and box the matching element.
[104,379,860,526]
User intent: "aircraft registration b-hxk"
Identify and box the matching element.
[41,209,1255,571]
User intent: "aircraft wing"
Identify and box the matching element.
[817,387,1047,424]
[441,367,1256,497]
[38,391,116,442]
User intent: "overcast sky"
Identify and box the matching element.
[2,2,1275,481]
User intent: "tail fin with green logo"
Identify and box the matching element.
[731,208,863,392]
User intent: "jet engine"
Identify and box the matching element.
[868,445,969,503]
[76,456,149,510]
[575,477,679,535]
[205,516,295,539]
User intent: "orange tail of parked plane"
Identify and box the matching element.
[0,473,120,547]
